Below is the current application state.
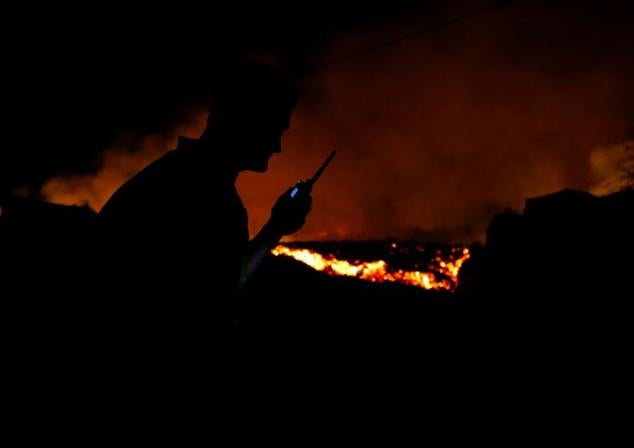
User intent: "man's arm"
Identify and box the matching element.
[240,150,336,286]
[240,187,312,287]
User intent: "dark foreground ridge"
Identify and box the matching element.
[457,188,633,305]
[1,188,631,342]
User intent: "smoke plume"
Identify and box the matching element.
[42,1,634,242]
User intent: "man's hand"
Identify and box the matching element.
[269,184,313,236]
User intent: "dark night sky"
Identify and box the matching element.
[1,0,427,190]
[2,0,633,241]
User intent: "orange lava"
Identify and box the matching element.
[271,244,470,291]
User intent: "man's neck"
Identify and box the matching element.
[180,134,241,180]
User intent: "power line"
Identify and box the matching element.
[309,1,515,72]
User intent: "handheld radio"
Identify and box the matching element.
[290,150,336,198]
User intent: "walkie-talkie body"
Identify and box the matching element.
[290,150,336,198]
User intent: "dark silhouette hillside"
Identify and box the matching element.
[457,189,633,309]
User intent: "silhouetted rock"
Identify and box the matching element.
[1,196,97,293]
[0,196,105,358]
[240,253,451,332]
[457,189,634,310]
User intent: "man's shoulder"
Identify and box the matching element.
[99,141,235,221]
[99,150,183,218]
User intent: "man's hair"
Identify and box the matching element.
[208,61,299,124]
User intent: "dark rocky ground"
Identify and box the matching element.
[1,188,631,346]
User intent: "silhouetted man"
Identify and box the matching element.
[99,62,310,331]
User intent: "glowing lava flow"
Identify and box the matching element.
[271,244,470,291]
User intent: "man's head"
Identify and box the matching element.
[204,62,299,172]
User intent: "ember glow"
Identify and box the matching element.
[271,243,470,291]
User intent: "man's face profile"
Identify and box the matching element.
[206,62,298,172]
[237,108,293,172]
